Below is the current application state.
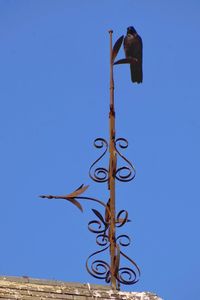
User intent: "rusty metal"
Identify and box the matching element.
[114,138,136,182]
[40,29,140,290]
[89,138,109,183]
[108,29,117,289]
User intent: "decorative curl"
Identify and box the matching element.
[116,210,129,227]
[89,138,109,183]
[114,138,136,182]
[116,250,140,285]
[86,246,110,281]
[96,234,109,246]
[117,268,139,285]
[88,220,107,234]
[116,235,131,247]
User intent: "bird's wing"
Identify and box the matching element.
[135,35,143,62]
[124,34,143,62]
[123,35,134,57]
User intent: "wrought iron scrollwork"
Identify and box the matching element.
[116,210,129,227]
[89,137,136,184]
[116,234,131,246]
[86,198,140,287]
[86,246,110,281]
[114,138,136,182]
[41,183,140,287]
[117,250,140,285]
[89,138,109,183]
[88,209,108,234]
[115,210,140,285]
[116,232,140,285]
[86,201,111,281]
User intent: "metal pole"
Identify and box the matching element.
[108,29,117,290]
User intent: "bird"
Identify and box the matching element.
[124,26,143,83]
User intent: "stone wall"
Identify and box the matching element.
[0,276,162,300]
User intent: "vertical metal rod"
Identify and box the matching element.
[108,29,117,290]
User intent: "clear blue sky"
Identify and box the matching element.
[0,1,200,299]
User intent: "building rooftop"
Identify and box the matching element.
[0,276,162,300]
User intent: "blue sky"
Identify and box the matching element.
[0,1,200,299]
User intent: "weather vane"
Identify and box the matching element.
[40,26,143,290]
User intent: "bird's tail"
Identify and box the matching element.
[130,63,143,83]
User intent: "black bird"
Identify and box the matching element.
[124,26,143,83]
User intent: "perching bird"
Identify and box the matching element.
[124,26,143,83]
